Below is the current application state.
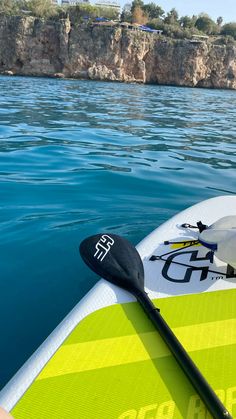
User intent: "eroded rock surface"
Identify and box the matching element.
[0,15,235,89]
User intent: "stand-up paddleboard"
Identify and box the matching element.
[1,196,236,418]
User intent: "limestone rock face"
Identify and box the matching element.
[0,15,236,89]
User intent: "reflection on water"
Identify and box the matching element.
[0,76,236,389]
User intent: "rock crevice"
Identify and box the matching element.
[0,15,236,89]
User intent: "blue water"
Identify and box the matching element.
[0,76,236,389]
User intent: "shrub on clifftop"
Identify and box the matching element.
[24,0,57,18]
[194,14,218,34]
[221,22,236,39]
[0,0,22,15]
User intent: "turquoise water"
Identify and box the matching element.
[0,76,236,388]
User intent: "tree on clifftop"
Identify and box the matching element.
[121,3,132,22]
[221,22,236,38]
[130,0,164,24]
[0,0,20,15]
[142,2,164,20]
[21,0,57,17]
[195,14,218,34]
[179,15,197,28]
[217,16,223,27]
[132,5,148,24]
[164,8,179,25]
[130,0,144,14]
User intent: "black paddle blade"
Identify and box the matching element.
[79,233,144,294]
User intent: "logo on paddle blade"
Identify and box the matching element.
[94,235,114,262]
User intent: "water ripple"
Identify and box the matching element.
[0,76,236,388]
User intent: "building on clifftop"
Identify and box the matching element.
[94,0,120,16]
[61,0,89,5]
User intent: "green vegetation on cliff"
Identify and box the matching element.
[0,0,236,41]
[127,1,236,40]
[0,0,56,17]
[0,0,119,20]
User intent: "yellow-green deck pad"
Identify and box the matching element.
[12,289,236,419]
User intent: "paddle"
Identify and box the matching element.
[79,233,232,419]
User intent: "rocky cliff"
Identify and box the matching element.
[0,15,236,89]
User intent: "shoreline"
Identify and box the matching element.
[1,72,236,92]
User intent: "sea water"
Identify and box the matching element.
[0,76,236,389]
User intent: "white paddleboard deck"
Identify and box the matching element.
[1,195,236,418]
